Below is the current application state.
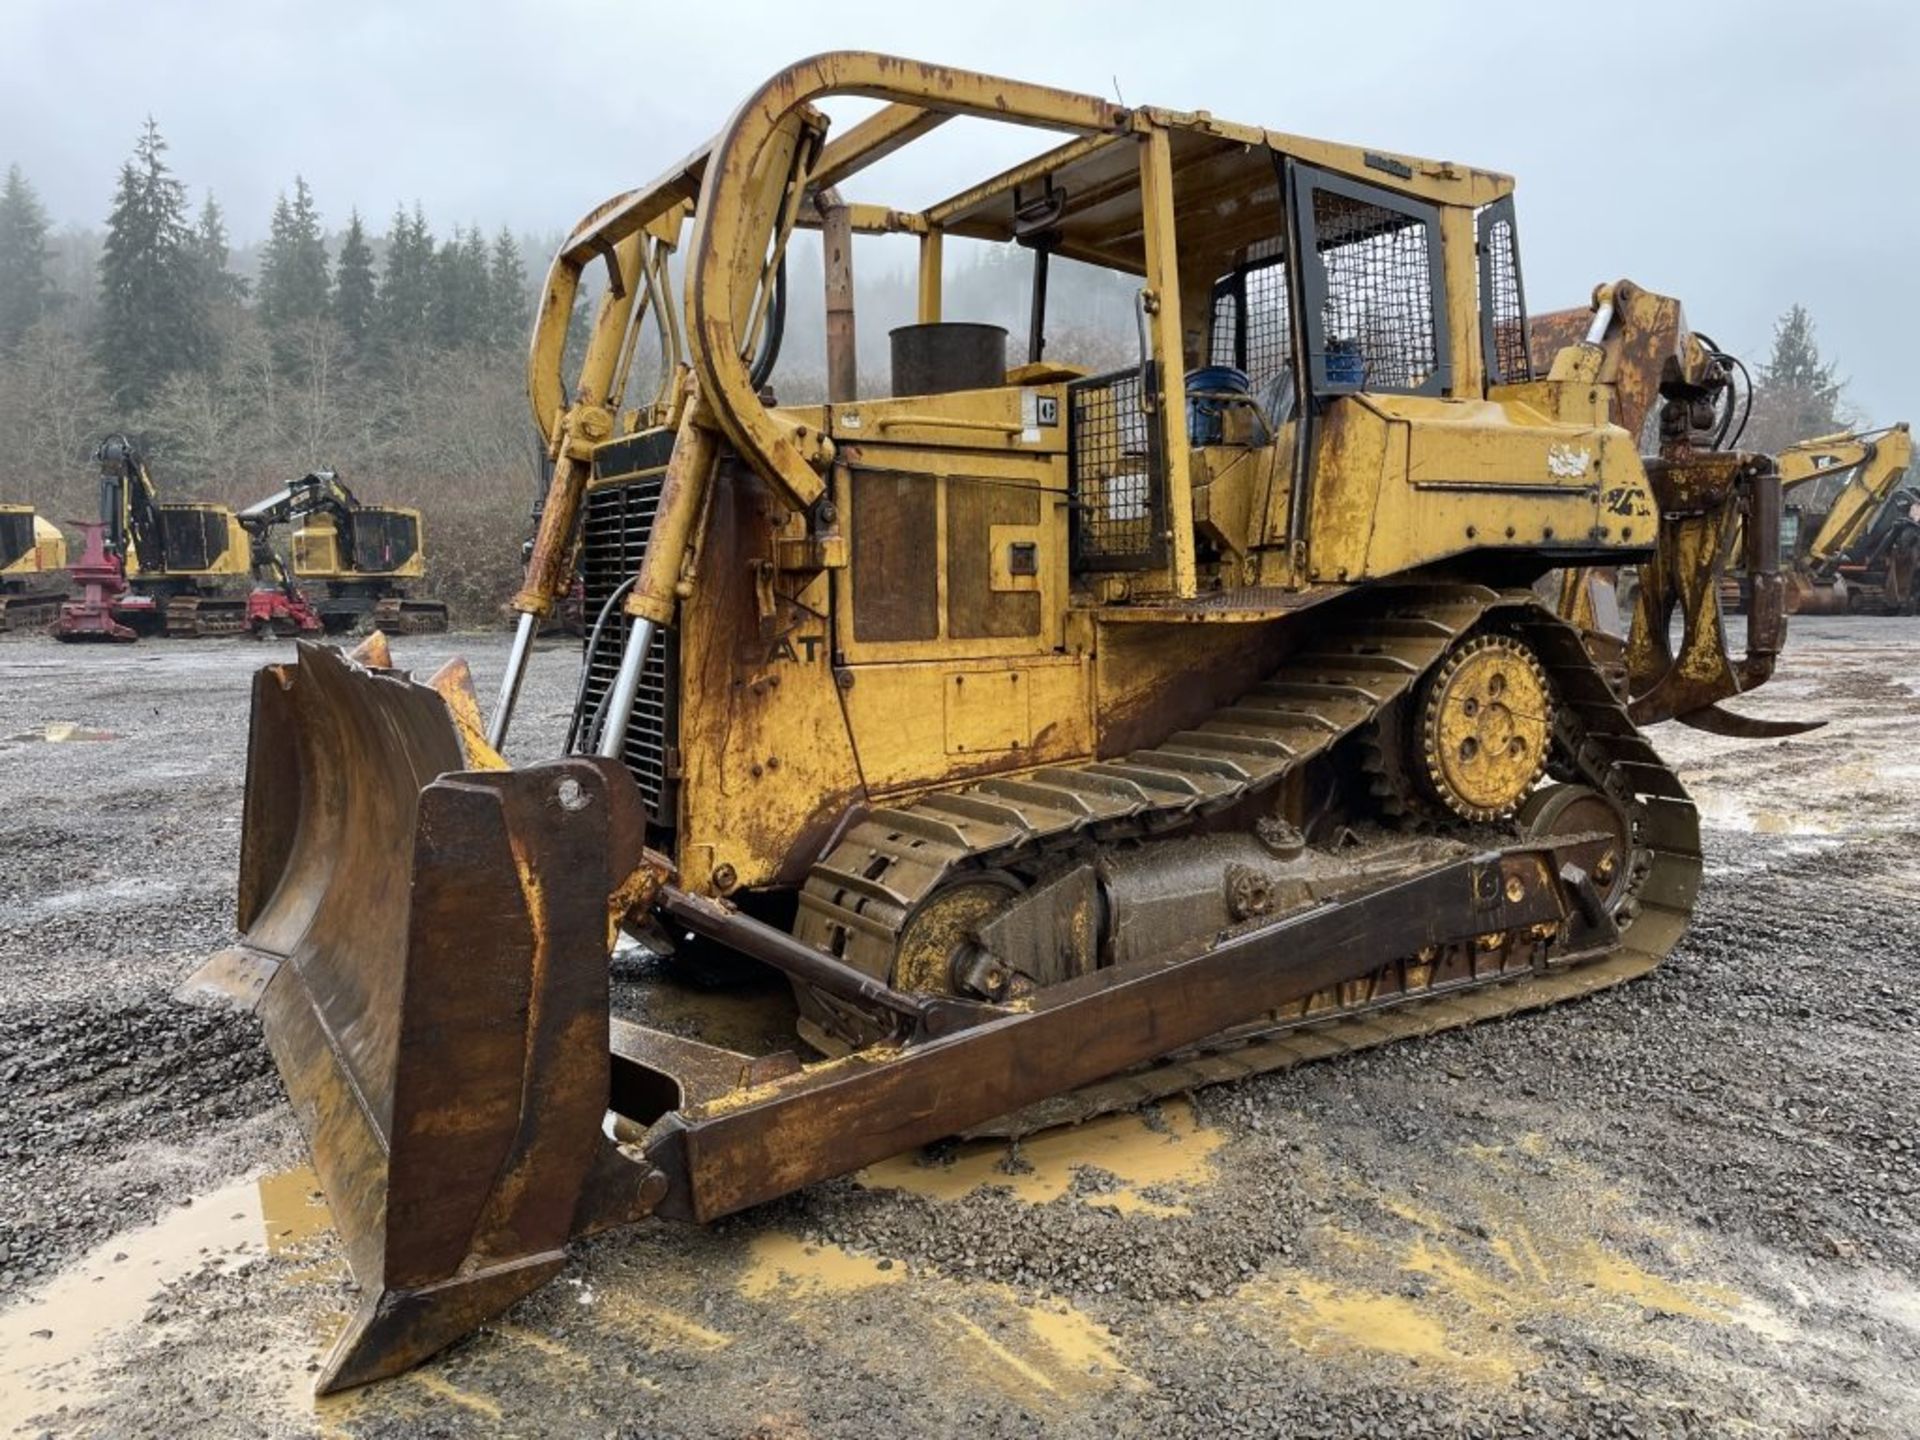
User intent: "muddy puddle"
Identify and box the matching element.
[0,1164,328,1435]
[1211,1129,1799,1393]
[858,1099,1223,1216]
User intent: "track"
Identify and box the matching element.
[0,593,61,632]
[161,595,248,638]
[369,596,450,634]
[797,584,1700,1130]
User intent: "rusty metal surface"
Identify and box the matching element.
[1623,452,1819,736]
[222,586,1717,1389]
[1526,305,1591,375]
[647,840,1588,1225]
[230,644,661,1392]
[174,946,278,1011]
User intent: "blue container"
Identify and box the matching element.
[1185,365,1250,444]
[1323,340,1366,388]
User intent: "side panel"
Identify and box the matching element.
[1305,394,1656,583]
[1093,616,1299,758]
[838,653,1092,794]
[674,465,866,896]
[293,517,344,577]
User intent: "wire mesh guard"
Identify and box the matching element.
[1209,238,1295,416]
[581,474,678,822]
[1479,208,1531,384]
[1309,187,1440,392]
[1069,368,1166,571]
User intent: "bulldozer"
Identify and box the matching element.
[53,434,251,639]
[0,502,67,631]
[243,469,448,635]
[193,54,1818,1392]
[1753,424,1917,615]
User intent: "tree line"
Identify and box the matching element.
[0,121,548,621]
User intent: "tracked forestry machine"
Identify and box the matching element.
[237,470,448,635]
[196,55,1819,1391]
[0,503,67,631]
[53,435,250,640]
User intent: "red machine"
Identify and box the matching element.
[244,583,324,638]
[51,521,135,642]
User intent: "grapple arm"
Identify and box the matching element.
[1541,282,1819,738]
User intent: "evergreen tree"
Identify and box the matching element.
[0,164,54,352]
[332,208,376,353]
[487,226,528,351]
[95,118,211,407]
[258,176,330,339]
[429,225,491,351]
[191,192,247,307]
[1747,304,1851,455]
[376,203,434,356]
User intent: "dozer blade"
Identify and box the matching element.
[203,643,660,1392]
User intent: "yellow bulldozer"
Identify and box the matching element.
[0,502,67,631]
[194,54,1816,1391]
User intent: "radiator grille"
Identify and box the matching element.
[1068,366,1166,571]
[580,473,678,829]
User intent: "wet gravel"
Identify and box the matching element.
[1,623,1918,1438]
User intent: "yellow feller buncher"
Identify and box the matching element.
[194,54,1819,1391]
[0,502,67,630]
[240,470,449,634]
[53,434,252,639]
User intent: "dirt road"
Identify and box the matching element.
[1,624,1916,1438]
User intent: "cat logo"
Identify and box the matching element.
[769,633,825,663]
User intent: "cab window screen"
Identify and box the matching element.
[1294,166,1449,397]
[1476,196,1531,384]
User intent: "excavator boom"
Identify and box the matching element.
[1718,423,1917,616]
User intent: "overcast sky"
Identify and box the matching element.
[4,0,1915,421]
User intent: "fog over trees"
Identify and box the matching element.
[0,118,1146,621]
[0,121,579,619]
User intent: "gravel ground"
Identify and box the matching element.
[1,622,1917,1439]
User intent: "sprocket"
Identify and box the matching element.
[1416,634,1554,822]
